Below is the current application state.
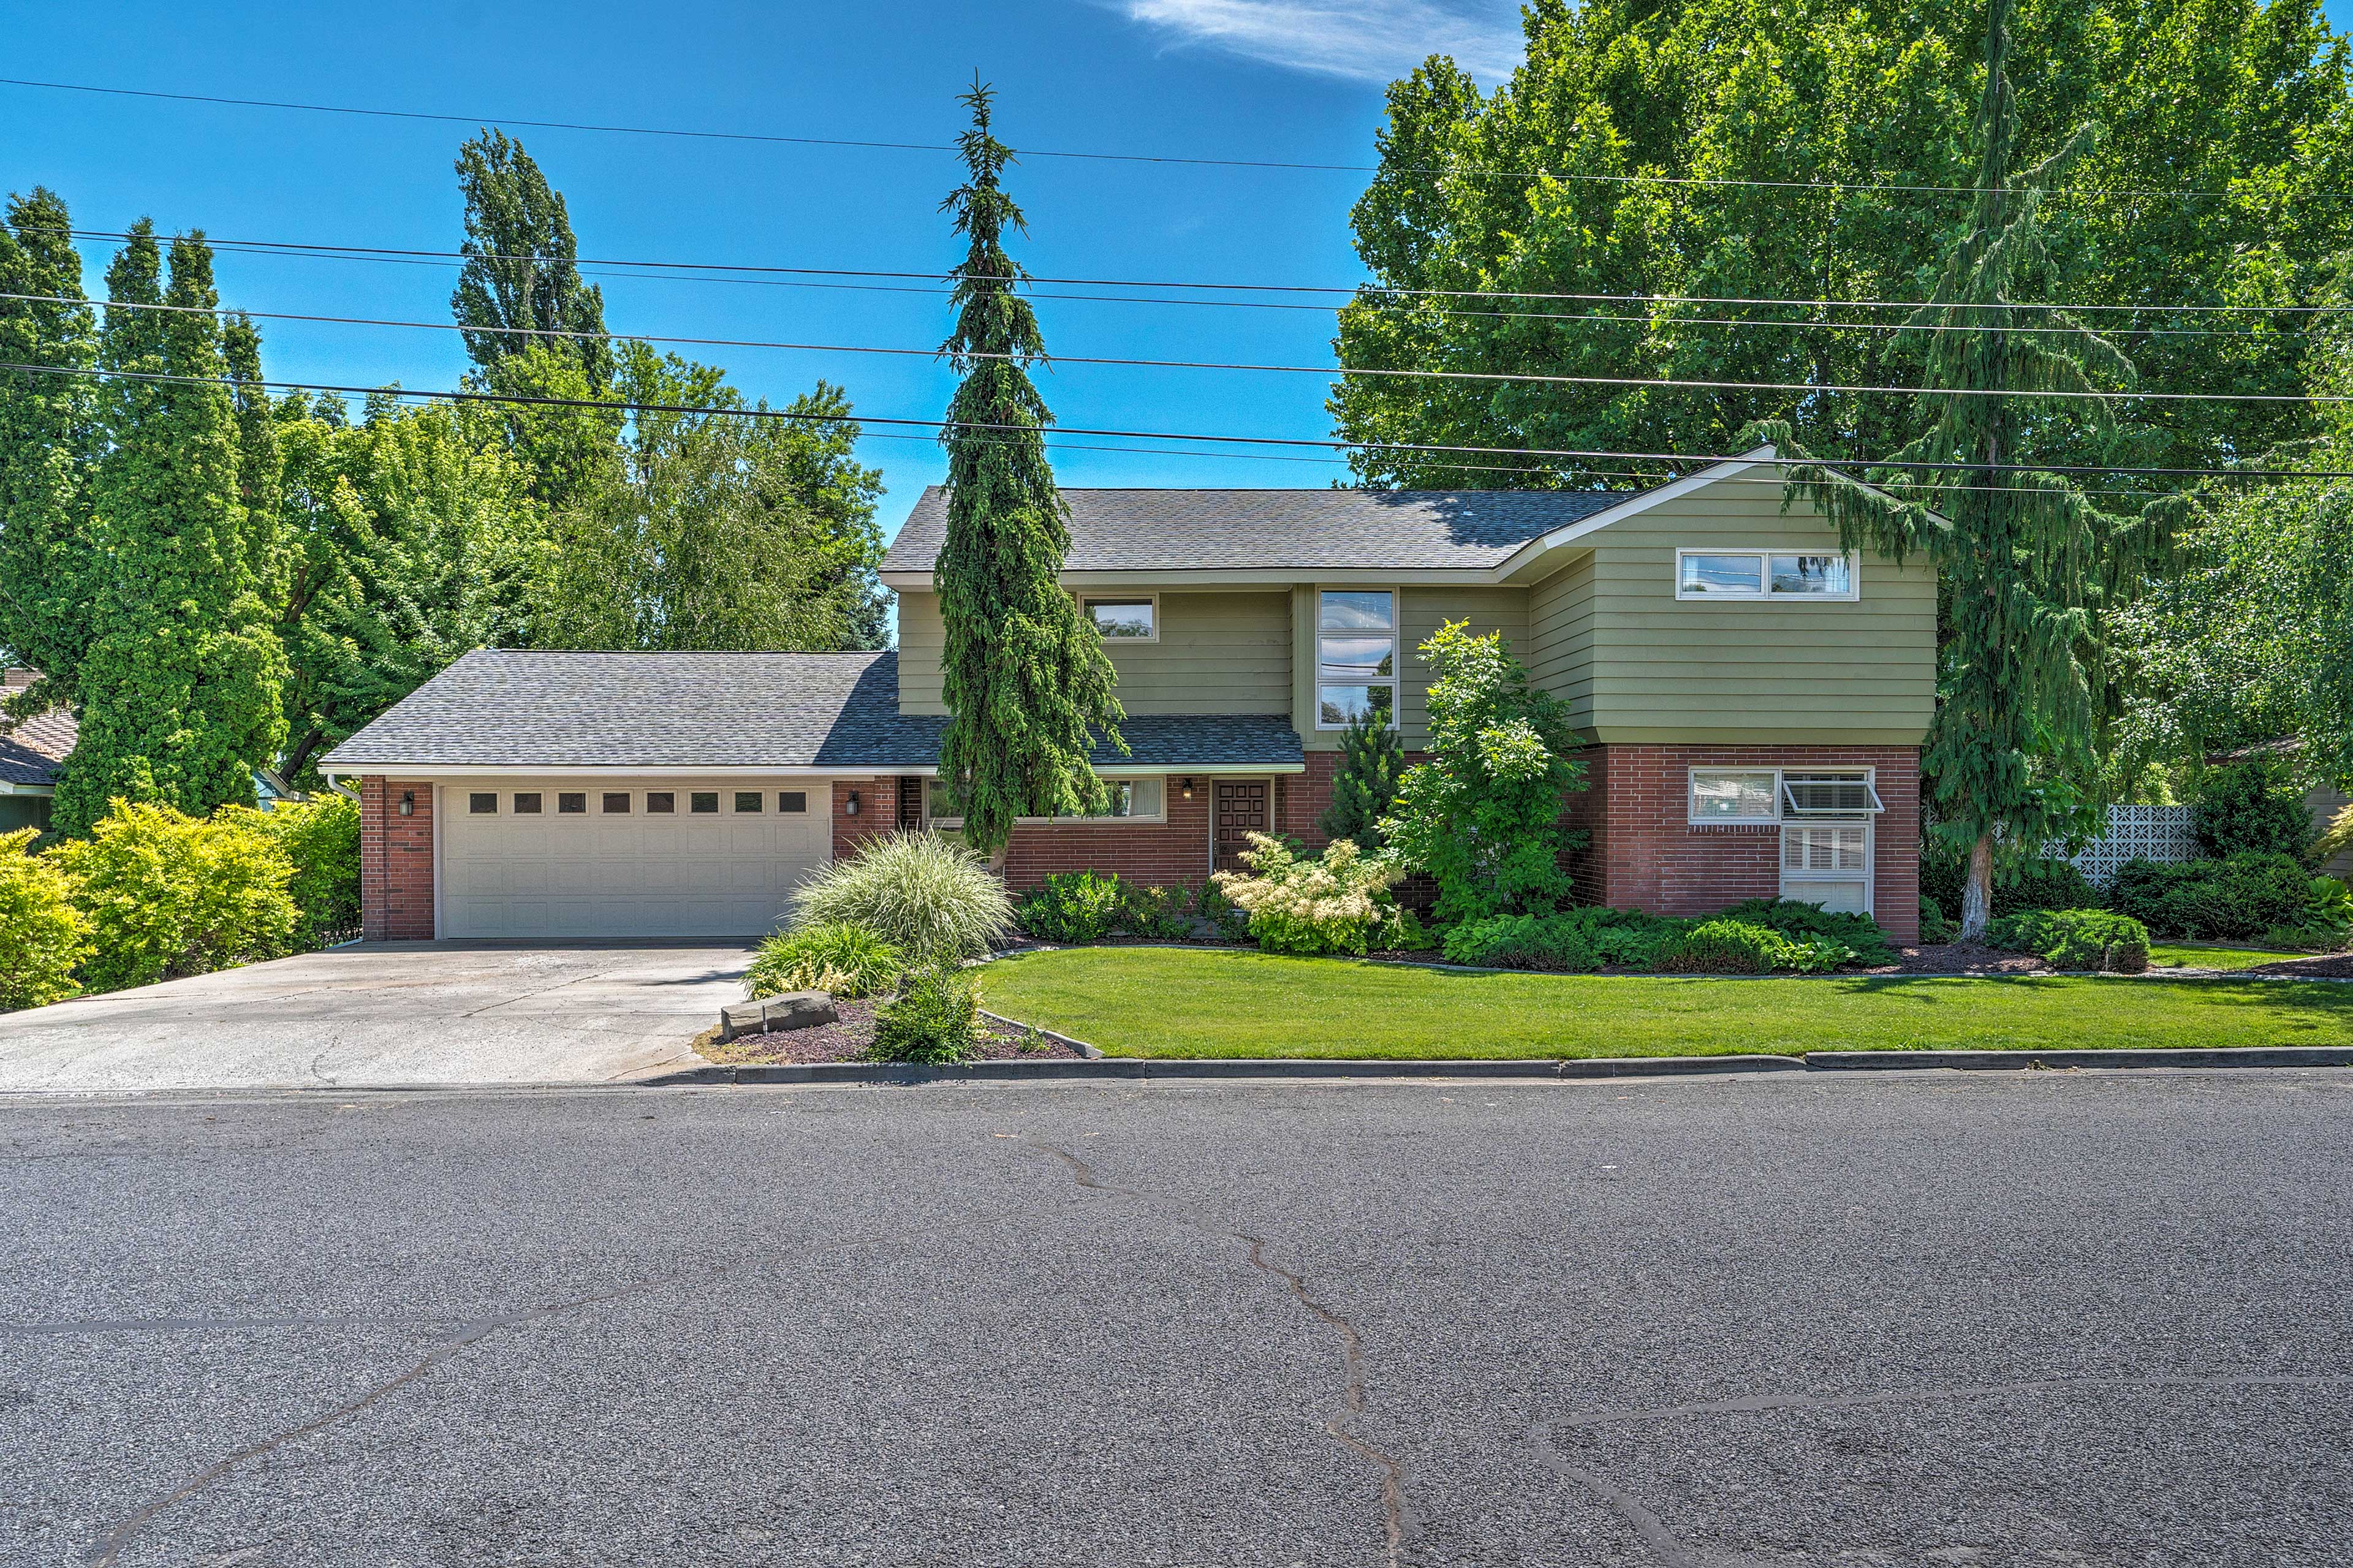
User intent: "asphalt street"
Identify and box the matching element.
[4,1068,2350,1567]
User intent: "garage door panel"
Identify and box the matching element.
[438,778,833,939]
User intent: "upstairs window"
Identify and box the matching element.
[1317,589,1396,730]
[1085,597,1156,641]
[1676,550,1857,600]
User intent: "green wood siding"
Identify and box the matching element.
[1398,587,1529,747]
[895,589,1290,717]
[1524,484,1936,744]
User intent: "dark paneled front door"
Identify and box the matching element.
[1214,779,1268,872]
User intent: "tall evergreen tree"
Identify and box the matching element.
[1319,707,1407,850]
[0,187,97,710]
[452,129,612,384]
[932,79,1121,856]
[54,227,288,833]
[1760,0,2173,937]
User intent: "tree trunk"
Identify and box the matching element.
[1959,831,1996,940]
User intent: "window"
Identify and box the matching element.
[556,792,587,814]
[468,792,498,815]
[1688,770,1779,824]
[512,792,543,814]
[778,790,808,813]
[1317,589,1397,730]
[645,792,675,814]
[689,791,719,814]
[1783,824,1868,873]
[1782,773,1884,817]
[601,792,631,814]
[1675,549,1858,600]
[733,791,763,814]
[930,777,1168,828]
[1085,597,1156,641]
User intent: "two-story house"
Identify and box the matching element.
[322,449,1936,944]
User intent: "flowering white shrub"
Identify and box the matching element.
[1210,833,1403,956]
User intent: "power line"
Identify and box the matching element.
[45,224,2345,316]
[0,75,2319,205]
[45,228,2313,340]
[13,290,2333,404]
[7,357,2348,483]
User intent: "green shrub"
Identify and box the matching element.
[1442,912,1600,971]
[1985,908,2151,972]
[241,795,360,948]
[2110,853,2313,939]
[0,828,88,1010]
[1019,871,1130,944]
[1211,833,1403,956]
[1919,898,1956,945]
[1372,903,1430,953]
[1193,879,1250,940]
[1650,918,1797,975]
[868,964,980,1064]
[1714,898,1896,966]
[748,921,902,999]
[1319,706,1405,851]
[55,800,298,993]
[792,831,1013,963]
[2194,756,2313,863]
[1121,884,1194,941]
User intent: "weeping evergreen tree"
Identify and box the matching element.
[54,226,288,834]
[1756,0,2173,937]
[933,79,1121,856]
[0,186,97,710]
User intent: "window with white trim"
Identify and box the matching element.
[1085,596,1157,641]
[1317,589,1396,729]
[1688,769,1779,824]
[1783,823,1869,873]
[1782,772,1884,816]
[1675,549,1857,600]
[926,776,1166,828]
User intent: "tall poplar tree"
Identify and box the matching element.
[54,226,288,833]
[932,79,1121,856]
[1760,0,2173,937]
[452,129,612,385]
[0,187,97,710]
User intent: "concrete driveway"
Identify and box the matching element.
[0,942,751,1092]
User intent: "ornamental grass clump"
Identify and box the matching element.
[790,830,1013,964]
[747,921,903,1000]
[0,828,88,1011]
[1211,833,1403,957]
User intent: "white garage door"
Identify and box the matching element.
[438,779,832,939]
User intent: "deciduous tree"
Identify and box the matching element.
[452,129,611,384]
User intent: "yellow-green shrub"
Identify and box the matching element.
[238,795,362,946]
[55,800,298,993]
[0,828,88,1010]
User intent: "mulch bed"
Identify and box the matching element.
[1862,941,2049,977]
[711,996,1086,1066]
[2244,952,2353,979]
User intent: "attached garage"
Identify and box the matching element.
[437,778,831,939]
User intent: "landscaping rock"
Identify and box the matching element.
[719,991,838,1042]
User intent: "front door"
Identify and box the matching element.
[1214,779,1268,872]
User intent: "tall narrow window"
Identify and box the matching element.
[1317,589,1396,729]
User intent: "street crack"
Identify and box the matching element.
[85,1268,721,1567]
[1027,1141,1411,1568]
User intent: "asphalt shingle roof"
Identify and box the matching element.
[317,650,1301,772]
[0,706,75,789]
[880,486,1632,575]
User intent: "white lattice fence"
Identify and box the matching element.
[2048,805,2202,888]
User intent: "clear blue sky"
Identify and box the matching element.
[0,0,1529,550]
[6,0,2351,553]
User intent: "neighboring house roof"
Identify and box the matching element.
[880,485,1631,575]
[316,650,1302,773]
[0,705,76,790]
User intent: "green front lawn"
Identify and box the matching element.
[2146,942,2319,972]
[979,946,2353,1059]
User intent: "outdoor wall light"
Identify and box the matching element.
[398,790,415,817]
[845,790,861,817]
[1181,778,1194,800]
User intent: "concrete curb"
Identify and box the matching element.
[1806,1046,2353,1072]
[1559,1054,1804,1077]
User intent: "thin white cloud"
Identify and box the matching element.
[1111,0,1525,83]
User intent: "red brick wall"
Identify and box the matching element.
[359,776,436,941]
[1564,744,1921,944]
[1001,779,1214,892]
[832,778,901,862]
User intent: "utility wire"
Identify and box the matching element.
[0,75,2322,205]
[12,290,2333,404]
[9,358,2350,483]
[42,224,2348,316]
